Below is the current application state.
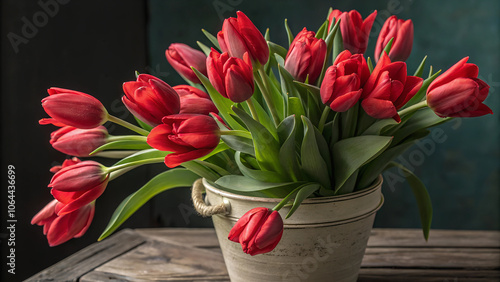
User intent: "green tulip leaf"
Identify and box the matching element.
[413,55,428,77]
[277,116,301,181]
[235,152,285,183]
[332,135,393,193]
[112,149,169,166]
[405,69,441,107]
[215,175,305,197]
[220,135,255,156]
[386,162,433,241]
[196,41,212,56]
[134,116,154,131]
[201,29,221,50]
[332,20,344,62]
[293,81,321,97]
[99,168,199,241]
[279,65,301,98]
[316,20,328,40]
[301,116,331,189]
[90,140,151,155]
[232,107,283,174]
[286,183,321,218]
[392,108,450,144]
[284,19,294,46]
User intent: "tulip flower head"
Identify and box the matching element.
[122,74,180,127]
[50,126,108,157]
[321,50,370,112]
[427,57,492,118]
[147,114,221,168]
[173,85,218,115]
[207,49,254,103]
[284,28,327,85]
[328,9,377,55]
[166,43,208,84]
[228,207,284,256]
[375,15,414,62]
[49,160,109,215]
[31,199,95,247]
[41,88,108,129]
[361,53,423,122]
[218,11,269,66]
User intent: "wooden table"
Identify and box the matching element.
[27,228,500,281]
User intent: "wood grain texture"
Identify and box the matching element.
[28,228,500,281]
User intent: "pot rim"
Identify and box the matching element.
[203,175,383,204]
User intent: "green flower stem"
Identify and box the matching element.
[246,98,260,123]
[220,130,252,139]
[106,135,148,142]
[107,115,150,136]
[318,106,331,133]
[256,67,280,126]
[398,100,428,117]
[108,165,139,181]
[104,157,165,174]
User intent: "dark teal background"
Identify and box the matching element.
[149,0,499,230]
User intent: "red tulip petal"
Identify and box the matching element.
[164,148,215,168]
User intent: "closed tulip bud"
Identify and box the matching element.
[166,43,207,84]
[218,11,269,66]
[32,199,95,246]
[207,49,254,103]
[173,85,218,115]
[122,74,180,127]
[49,160,109,215]
[41,88,108,129]
[228,207,283,256]
[147,114,220,168]
[284,28,327,84]
[375,16,414,62]
[50,157,81,173]
[321,50,370,111]
[328,9,377,55]
[427,57,492,118]
[361,53,423,122]
[50,126,108,157]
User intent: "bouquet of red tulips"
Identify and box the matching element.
[33,9,492,255]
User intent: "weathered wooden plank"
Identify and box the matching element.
[83,239,229,281]
[358,269,500,281]
[25,229,146,282]
[135,228,220,248]
[362,247,500,269]
[368,229,500,247]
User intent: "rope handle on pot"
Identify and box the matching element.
[191,179,230,217]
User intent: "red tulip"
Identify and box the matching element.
[50,157,81,173]
[41,88,108,129]
[284,28,327,84]
[375,16,414,62]
[173,85,218,115]
[122,74,180,127]
[207,49,254,103]
[361,53,423,122]
[166,43,207,84]
[32,199,95,247]
[427,57,492,118]
[228,207,283,256]
[50,126,108,157]
[147,114,220,168]
[328,9,377,54]
[49,160,109,215]
[320,50,370,112]
[217,11,269,66]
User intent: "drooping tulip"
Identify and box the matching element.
[50,126,108,157]
[173,85,218,115]
[32,199,95,247]
[284,28,327,84]
[41,88,108,129]
[361,53,423,122]
[374,15,414,62]
[122,74,180,127]
[49,160,109,215]
[228,207,284,256]
[206,49,254,103]
[427,57,492,118]
[328,9,377,54]
[165,43,208,84]
[320,50,370,112]
[217,11,269,66]
[147,114,220,168]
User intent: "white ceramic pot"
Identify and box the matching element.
[201,176,384,282]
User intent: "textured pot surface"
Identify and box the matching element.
[204,176,384,282]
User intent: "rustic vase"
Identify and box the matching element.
[196,175,384,282]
